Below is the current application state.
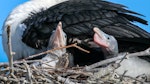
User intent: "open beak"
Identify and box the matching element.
[55,22,63,39]
[51,22,66,48]
[93,27,109,48]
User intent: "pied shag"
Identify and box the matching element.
[2,0,150,66]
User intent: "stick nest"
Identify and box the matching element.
[0,48,150,84]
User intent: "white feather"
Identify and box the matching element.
[2,0,68,60]
[115,57,150,78]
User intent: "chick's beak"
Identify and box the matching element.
[93,27,109,48]
[52,22,66,47]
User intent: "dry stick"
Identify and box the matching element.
[7,25,13,71]
[126,47,150,58]
[23,60,33,83]
[119,70,128,82]
[15,60,41,64]
[84,53,126,71]
[6,25,16,78]
[0,62,9,67]
[0,60,42,66]
[84,48,150,71]
[73,44,90,53]
[55,68,92,77]
[57,76,78,84]
[0,67,27,74]
[39,72,54,83]
[0,71,29,83]
[32,67,54,83]
[25,43,90,60]
[31,76,37,84]
[124,75,147,83]
[0,76,19,83]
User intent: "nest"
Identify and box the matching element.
[0,46,150,84]
[0,26,150,83]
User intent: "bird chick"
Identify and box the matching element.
[34,22,72,68]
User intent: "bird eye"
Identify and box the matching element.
[65,35,67,38]
[107,37,110,40]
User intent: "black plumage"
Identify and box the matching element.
[21,0,150,65]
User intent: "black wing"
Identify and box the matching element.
[22,0,150,50]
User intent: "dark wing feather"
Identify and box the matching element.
[22,0,150,49]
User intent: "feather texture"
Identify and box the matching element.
[21,0,150,50]
[2,0,150,61]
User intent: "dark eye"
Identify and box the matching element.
[65,35,67,38]
[107,37,110,40]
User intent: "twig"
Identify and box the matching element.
[25,43,90,60]
[118,53,128,64]
[119,70,128,81]
[84,53,127,71]
[73,44,90,53]
[0,67,27,74]
[0,76,19,82]
[30,73,38,83]
[121,75,146,83]
[57,76,79,84]
[23,60,33,83]
[38,72,54,83]
[7,25,17,79]
[55,68,92,77]
[31,67,54,83]
[7,25,13,73]
[0,62,9,67]
[16,60,42,64]
[84,47,150,71]
[0,60,42,67]
[126,48,150,58]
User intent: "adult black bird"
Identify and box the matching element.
[2,0,150,65]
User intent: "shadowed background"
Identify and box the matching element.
[0,0,150,62]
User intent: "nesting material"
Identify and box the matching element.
[0,46,150,84]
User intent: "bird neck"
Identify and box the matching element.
[48,49,66,58]
[102,45,118,59]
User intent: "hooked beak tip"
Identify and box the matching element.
[93,27,103,39]
[93,27,109,48]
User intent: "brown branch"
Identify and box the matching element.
[25,43,90,60]
[73,44,90,53]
